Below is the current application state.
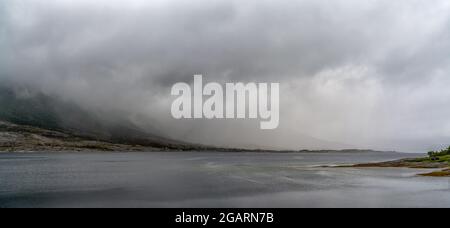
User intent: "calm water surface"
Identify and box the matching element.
[0,151,449,208]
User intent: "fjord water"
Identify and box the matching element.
[0,151,449,208]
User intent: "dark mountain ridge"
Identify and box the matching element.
[0,84,193,150]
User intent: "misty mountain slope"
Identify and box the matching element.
[0,120,160,152]
[0,87,61,130]
[0,85,191,149]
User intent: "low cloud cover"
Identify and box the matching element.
[1,0,450,152]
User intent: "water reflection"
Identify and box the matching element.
[0,151,448,208]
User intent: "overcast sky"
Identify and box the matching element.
[1,0,450,152]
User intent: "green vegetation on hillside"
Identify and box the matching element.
[410,146,450,165]
[407,146,450,164]
[427,146,450,161]
[347,146,450,177]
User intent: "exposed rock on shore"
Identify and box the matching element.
[345,158,450,177]
[0,121,158,152]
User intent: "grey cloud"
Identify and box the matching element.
[1,0,450,152]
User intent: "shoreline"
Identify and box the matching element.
[0,148,402,154]
[1,120,394,154]
[340,158,450,177]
